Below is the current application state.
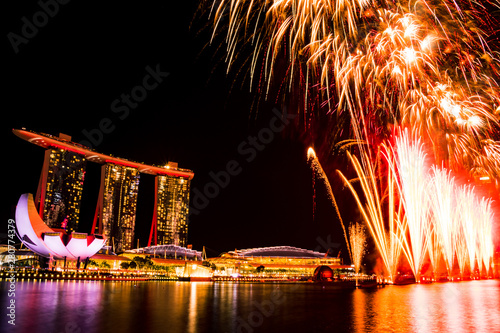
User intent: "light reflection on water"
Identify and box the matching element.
[1,279,499,332]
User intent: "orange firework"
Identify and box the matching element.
[307,147,351,260]
[207,0,499,281]
[208,0,500,182]
[349,221,367,286]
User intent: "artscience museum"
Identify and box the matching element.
[14,193,106,261]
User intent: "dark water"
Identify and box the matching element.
[1,279,499,333]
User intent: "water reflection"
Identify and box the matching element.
[352,287,366,332]
[188,282,197,333]
[351,281,500,333]
[353,285,414,332]
[0,279,498,332]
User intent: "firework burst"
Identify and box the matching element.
[207,0,500,181]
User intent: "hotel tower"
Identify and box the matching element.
[14,129,194,252]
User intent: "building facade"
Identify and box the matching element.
[153,168,191,247]
[38,148,86,233]
[101,164,140,252]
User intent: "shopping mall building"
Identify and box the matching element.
[207,246,354,278]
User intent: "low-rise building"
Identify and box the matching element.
[208,246,353,278]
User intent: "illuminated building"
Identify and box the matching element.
[150,162,191,247]
[87,253,132,270]
[208,246,351,278]
[13,129,194,252]
[225,246,342,266]
[125,244,202,260]
[14,193,105,260]
[37,134,86,233]
[97,164,140,252]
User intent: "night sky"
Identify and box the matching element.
[4,1,499,262]
[4,1,353,260]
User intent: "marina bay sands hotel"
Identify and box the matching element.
[13,129,194,252]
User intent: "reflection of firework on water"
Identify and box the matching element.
[349,221,367,285]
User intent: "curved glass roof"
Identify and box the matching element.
[228,246,327,258]
[127,245,202,259]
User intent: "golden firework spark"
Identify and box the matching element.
[349,221,367,286]
[208,0,500,182]
[337,146,405,283]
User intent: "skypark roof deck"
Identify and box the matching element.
[13,129,194,179]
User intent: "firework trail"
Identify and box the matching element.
[339,129,496,281]
[456,185,478,274]
[428,166,457,276]
[457,185,496,277]
[426,223,442,279]
[476,196,495,276]
[307,147,351,260]
[429,167,495,278]
[389,130,496,280]
[337,146,405,283]
[393,129,431,282]
[455,224,469,278]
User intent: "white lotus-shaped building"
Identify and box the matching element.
[15,193,106,260]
